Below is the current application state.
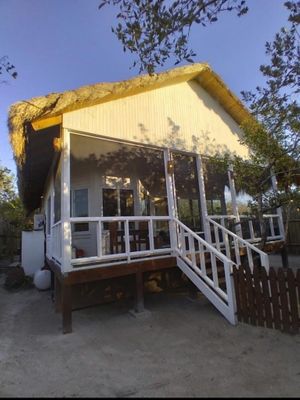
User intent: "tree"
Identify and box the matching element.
[0,165,26,260]
[232,0,300,250]
[0,56,17,82]
[99,0,248,73]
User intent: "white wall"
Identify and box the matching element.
[21,231,44,276]
[63,80,249,159]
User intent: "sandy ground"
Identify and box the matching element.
[0,272,299,398]
[268,254,300,270]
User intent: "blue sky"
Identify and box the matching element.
[1,0,289,179]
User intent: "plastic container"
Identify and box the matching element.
[34,269,51,290]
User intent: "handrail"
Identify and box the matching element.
[174,218,235,265]
[208,213,283,242]
[173,218,237,324]
[70,216,171,222]
[52,220,62,228]
[209,213,280,219]
[206,216,269,271]
[207,217,267,254]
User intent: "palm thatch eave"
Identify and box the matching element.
[8,62,252,168]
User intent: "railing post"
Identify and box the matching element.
[124,219,130,262]
[61,128,72,273]
[228,164,243,238]
[249,220,255,240]
[271,173,285,240]
[269,217,275,238]
[97,221,102,258]
[196,155,211,243]
[224,261,237,325]
[148,219,155,252]
[164,149,177,252]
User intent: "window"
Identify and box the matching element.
[105,176,131,188]
[71,188,89,232]
[172,153,202,231]
[103,188,134,217]
[102,188,134,230]
[103,189,118,217]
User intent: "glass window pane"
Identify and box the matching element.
[73,189,88,217]
[103,189,118,216]
[202,157,230,216]
[74,222,89,232]
[173,153,201,230]
[120,189,134,216]
[153,197,168,216]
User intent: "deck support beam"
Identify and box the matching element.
[62,282,72,334]
[271,172,288,268]
[134,270,145,313]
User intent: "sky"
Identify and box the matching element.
[1,0,290,179]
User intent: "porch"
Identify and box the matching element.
[45,130,285,332]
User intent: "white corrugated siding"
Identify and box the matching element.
[63,80,249,158]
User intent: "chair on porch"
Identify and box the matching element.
[135,221,149,251]
[108,221,124,254]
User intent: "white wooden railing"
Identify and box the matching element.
[48,213,283,274]
[206,216,270,272]
[174,218,237,324]
[209,214,283,242]
[69,216,172,267]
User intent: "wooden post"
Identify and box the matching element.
[62,281,72,334]
[281,246,289,268]
[50,269,55,303]
[134,270,144,313]
[271,173,288,268]
[54,276,62,313]
[271,173,285,240]
[187,281,199,300]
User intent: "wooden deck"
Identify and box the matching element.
[47,256,178,334]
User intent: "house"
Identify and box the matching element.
[8,63,285,333]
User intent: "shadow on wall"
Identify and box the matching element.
[136,117,238,158]
[187,80,246,146]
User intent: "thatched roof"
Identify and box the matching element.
[8,63,253,212]
[8,63,251,167]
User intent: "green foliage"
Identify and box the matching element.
[99,0,248,73]
[238,1,300,214]
[204,5,300,222]
[0,165,28,259]
[241,0,299,160]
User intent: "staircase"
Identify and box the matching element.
[173,216,272,325]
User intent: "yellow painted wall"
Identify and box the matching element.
[63,80,249,158]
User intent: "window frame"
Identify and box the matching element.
[71,187,90,233]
